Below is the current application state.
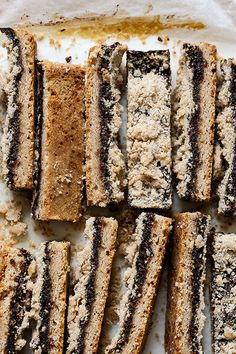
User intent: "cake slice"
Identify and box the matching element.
[214,59,236,215]
[0,243,35,352]
[86,42,127,207]
[127,50,172,209]
[211,233,236,353]
[32,61,85,221]
[172,42,216,201]
[30,241,70,354]
[65,217,118,354]
[0,28,36,189]
[104,212,172,354]
[165,212,210,354]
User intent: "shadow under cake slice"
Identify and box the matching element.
[103,212,172,354]
[165,212,210,354]
[86,42,127,207]
[172,42,216,202]
[211,233,236,353]
[30,241,70,354]
[66,217,118,354]
[0,243,35,352]
[214,59,236,216]
[127,50,172,209]
[32,61,85,221]
[0,28,36,189]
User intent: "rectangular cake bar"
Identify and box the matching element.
[32,61,85,221]
[172,42,216,201]
[104,212,172,354]
[0,28,36,189]
[211,233,236,353]
[127,50,172,209]
[30,241,70,354]
[214,59,236,215]
[0,243,34,353]
[86,42,127,207]
[165,212,210,354]
[66,217,118,354]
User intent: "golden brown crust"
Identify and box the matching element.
[34,61,85,221]
[165,212,209,354]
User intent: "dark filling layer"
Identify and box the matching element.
[36,242,52,354]
[222,62,236,214]
[127,51,172,206]
[1,28,23,188]
[183,44,204,200]
[98,43,121,201]
[127,50,170,79]
[5,249,32,353]
[189,215,207,352]
[72,218,102,354]
[31,62,44,218]
[109,213,154,352]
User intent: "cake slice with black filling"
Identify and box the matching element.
[214,59,236,215]
[211,233,236,353]
[165,212,210,354]
[32,61,85,221]
[86,42,127,207]
[0,243,35,352]
[103,212,172,354]
[65,217,118,354]
[0,28,36,189]
[172,43,216,202]
[127,50,172,209]
[30,241,70,354]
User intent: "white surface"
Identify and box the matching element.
[0,1,236,353]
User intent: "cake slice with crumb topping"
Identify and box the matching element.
[32,61,85,221]
[0,28,36,189]
[0,243,35,353]
[30,241,70,354]
[127,50,172,209]
[214,59,236,215]
[211,233,236,353]
[165,212,210,354]
[103,212,172,354]
[172,42,216,202]
[65,217,118,354]
[86,43,127,207]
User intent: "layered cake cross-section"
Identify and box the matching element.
[32,61,85,221]
[211,233,236,353]
[0,28,36,189]
[65,217,118,354]
[86,42,127,207]
[165,212,210,354]
[103,212,172,354]
[214,59,236,215]
[127,50,172,209]
[30,241,70,354]
[172,42,216,202]
[0,243,35,353]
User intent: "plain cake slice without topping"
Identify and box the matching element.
[32,61,85,221]
[211,233,236,353]
[30,241,70,354]
[127,50,172,209]
[165,212,210,354]
[86,42,127,207]
[172,42,216,202]
[66,217,118,354]
[0,28,36,189]
[0,243,35,352]
[103,212,172,354]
